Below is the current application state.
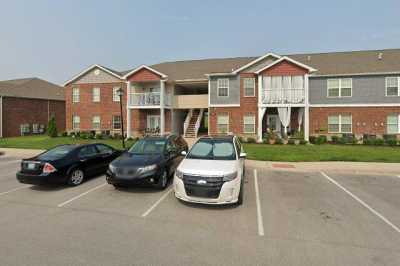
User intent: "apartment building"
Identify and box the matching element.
[64,48,400,141]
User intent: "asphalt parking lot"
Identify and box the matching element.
[0,156,400,266]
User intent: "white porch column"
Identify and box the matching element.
[160,80,166,135]
[126,82,132,138]
[304,74,310,141]
[257,75,263,142]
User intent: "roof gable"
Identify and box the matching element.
[123,65,167,81]
[232,53,281,74]
[64,64,123,86]
[255,56,317,74]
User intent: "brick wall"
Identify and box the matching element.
[127,68,161,82]
[260,60,308,76]
[310,106,400,136]
[65,82,127,132]
[2,97,65,137]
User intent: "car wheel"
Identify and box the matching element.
[156,169,168,190]
[68,169,85,186]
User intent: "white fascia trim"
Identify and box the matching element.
[175,78,208,83]
[122,65,168,79]
[258,103,306,108]
[63,64,123,86]
[310,103,400,107]
[255,56,318,74]
[205,73,237,77]
[209,104,241,107]
[310,71,400,78]
[232,53,282,74]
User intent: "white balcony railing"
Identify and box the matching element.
[129,92,171,107]
[262,88,305,104]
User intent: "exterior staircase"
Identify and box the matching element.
[184,109,200,138]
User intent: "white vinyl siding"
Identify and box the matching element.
[327,78,352,98]
[92,87,101,102]
[387,114,400,134]
[92,116,101,130]
[72,115,80,130]
[72,88,80,103]
[217,78,229,97]
[243,114,255,133]
[113,87,121,102]
[385,77,400,96]
[243,78,255,97]
[217,113,229,134]
[328,114,352,133]
[112,115,121,130]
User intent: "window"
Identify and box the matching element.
[92,116,101,130]
[217,113,229,134]
[243,114,255,133]
[327,78,352,97]
[92,87,100,102]
[72,88,80,103]
[386,77,399,96]
[32,124,39,134]
[79,146,98,158]
[217,78,229,97]
[112,115,121,130]
[72,115,80,130]
[243,78,255,97]
[96,144,114,155]
[328,114,352,133]
[113,87,121,102]
[20,124,30,136]
[147,115,160,129]
[387,114,400,134]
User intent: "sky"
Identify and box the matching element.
[0,0,399,85]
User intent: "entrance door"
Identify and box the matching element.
[267,114,281,133]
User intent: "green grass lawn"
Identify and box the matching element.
[243,143,400,162]
[0,135,135,150]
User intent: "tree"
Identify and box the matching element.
[47,116,58,138]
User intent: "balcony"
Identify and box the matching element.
[128,92,171,107]
[262,88,305,104]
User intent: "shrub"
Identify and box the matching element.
[95,133,103,139]
[47,116,58,138]
[237,136,244,143]
[61,131,68,137]
[80,131,89,139]
[385,139,398,146]
[88,132,96,139]
[315,135,327,145]
[309,136,317,144]
[373,138,385,146]
[275,138,283,145]
[383,134,396,141]
[331,135,339,144]
[246,137,256,143]
[299,140,308,145]
[288,139,295,145]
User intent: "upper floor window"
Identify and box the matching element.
[386,77,399,96]
[112,115,121,130]
[328,114,352,133]
[92,87,101,102]
[72,115,80,130]
[387,114,400,134]
[327,78,352,98]
[113,87,121,102]
[72,88,79,103]
[217,113,229,134]
[243,114,255,133]
[92,116,101,130]
[243,78,255,97]
[217,78,229,97]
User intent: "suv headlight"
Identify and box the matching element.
[137,164,157,174]
[223,171,238,182]
[109,164,116,173]
[175,169,184,179]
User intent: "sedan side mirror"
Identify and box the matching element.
[181,151,187,156]
[239,152,247,159]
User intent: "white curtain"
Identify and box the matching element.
[297,108,305,131]
[278,107,291,135]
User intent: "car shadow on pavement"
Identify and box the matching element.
[29,184,69,192]
[177,199,239,210]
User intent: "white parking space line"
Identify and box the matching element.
[57,183,107,207]
[141,189,173,218]
[321,171,400,234]
[0,185,31,196]
[0,159,21,165]
[254,169,265,236]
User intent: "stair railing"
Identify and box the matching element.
[194,109,204,138]
[183,109,193,136]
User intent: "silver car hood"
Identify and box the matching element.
[178,158,238,176]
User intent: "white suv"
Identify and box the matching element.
[173,136,246,205]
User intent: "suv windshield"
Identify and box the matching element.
[129,139,166,154]
[186,139,236,160]
[37,145,75,160]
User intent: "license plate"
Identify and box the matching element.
[27,163,36,170]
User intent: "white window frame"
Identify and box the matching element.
[328,114,352,133]
[327,78,352,98]
[112,115,121,130]
[92,115,101,130]
[217,78,229,97]
[243,78,255,97]
[243,114,255,133]
[72,115,80,130]
[217,113,229,134]
[113,87,121,102]
[72,88,80,103]
[385,77,400,97]
[92,87,101,102]
[147,115,161,129]
[386,114,400,134]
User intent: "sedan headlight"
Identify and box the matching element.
[137,164,157,174]
[223,171,238,182]
[109,164,116,173]
[175,169,184,179]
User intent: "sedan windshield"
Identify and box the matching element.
[129,139,166,154]
[186,139,236,160]
[37,145,76,160]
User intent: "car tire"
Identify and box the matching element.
[156,169,168,190]
[113,184,127,189]
[67,168,85,186]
